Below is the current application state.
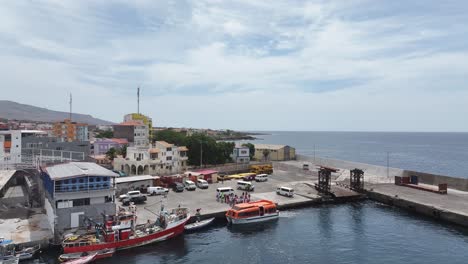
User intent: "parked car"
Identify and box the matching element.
[196,179,209,189]
[119,190,143,201]
[217,173,230,181]
[216,187,235,196]
[255,174,268,182]
[184,180,196,191]
[148,186,169,196]
[122,195,147,206]
[112,170,127,177]
[171,182,184,192]
[276,186,294,197]
[237,181,255,191]
[243,173,257,181]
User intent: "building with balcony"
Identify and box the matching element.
[53,119,89,142]
[113,141,188,176]
[40,162,118,239]
[113,120,149,147]
[124,113,153,140]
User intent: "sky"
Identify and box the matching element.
[1,0,468,132]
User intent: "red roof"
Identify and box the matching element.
[110,138,129,144]
[118,121,144,126]
[196,169,218,175]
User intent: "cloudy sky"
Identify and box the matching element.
[1,1,468,131]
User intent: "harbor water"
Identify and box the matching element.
[248,131,468,178]
[37,202,468,264]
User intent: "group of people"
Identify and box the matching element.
[216,191,251,206]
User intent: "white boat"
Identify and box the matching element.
[63,252,97,264]
[184,218,215,231]
[0,256,19,264]
[59,248,115,262]
[225,200,279,225]
[16,245,40,260]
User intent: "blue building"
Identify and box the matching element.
[41,162,118,240]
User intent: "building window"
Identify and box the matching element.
[166,156,172,161]
[166,147,172,151]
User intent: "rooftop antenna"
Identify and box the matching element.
[137,86,140,114]
[69,93,72,121]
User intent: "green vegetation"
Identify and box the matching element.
[96,130,113,138]
[105,145,127,160]
[106,147,117,160]
[154,129,235,166]
[262,149,270,161]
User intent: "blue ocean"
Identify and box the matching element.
[247,131,468,178]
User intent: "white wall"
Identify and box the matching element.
[44,198,56,235]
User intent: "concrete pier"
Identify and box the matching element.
[130,163,364,224]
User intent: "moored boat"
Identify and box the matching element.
[184,218,215,232]
[62,252,96,264]
[62,204,190,254]
[16,244,40,260]
[226,200,279,224]
[59,248,115,262]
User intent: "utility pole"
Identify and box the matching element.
[386,151,390,177]
[313,144,316,163]
[200,141,203,168]
[69,93,72,121]
[137,87,140,114]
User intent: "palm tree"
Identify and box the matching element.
[106,148,117,161]
[262,149,270,161]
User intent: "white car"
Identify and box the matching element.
[276,187,294,197]
[184,180,196,191]
[196,179,209,189]
[147,186,169,196]
[119,190,143,201]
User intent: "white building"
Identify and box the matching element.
[0,130,47,163]
[113,141,188,176]
[231,145,250,163]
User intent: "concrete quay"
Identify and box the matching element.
[126,163,364,224]
[294,155,468,227]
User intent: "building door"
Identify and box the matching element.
[70,212,85,228]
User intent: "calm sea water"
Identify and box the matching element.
[39,202,468,264]
[248,131,468,178]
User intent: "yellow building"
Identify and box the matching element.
[53,119,88,142]
[254,144,296,161]
[124,113,153,140]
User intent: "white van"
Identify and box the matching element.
[237,181,255,191]
[255,174,268,182]
[216,187,235,196]
[147,186,169,196]
[196,179,209,189]
[184,180,196,191]
[276,186,294,197]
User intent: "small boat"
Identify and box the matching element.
[226,200,279,224]
[15,244,40,260]
[63,252,97,264]
[184,218,215,232]
[0,256,19,264]
[59,248,115,262]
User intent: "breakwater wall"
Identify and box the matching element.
[367,190,468,227]
[297,154,468,191]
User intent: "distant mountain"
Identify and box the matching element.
[0,100,114,125]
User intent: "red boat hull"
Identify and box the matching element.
[63,217,189,254]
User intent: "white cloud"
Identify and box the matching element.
[0,0,467,131]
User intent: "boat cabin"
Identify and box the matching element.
[226,200,277,219]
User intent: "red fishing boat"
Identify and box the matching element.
[62,205,190,254]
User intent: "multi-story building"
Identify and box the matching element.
[124,113,153,140]
[231,145,250,163]
[0,130,47,164]
[53,119,89,142]
[113,120,149,147]
[40,162,118,240]
[91,138,128,155]
[113,141,188,176]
